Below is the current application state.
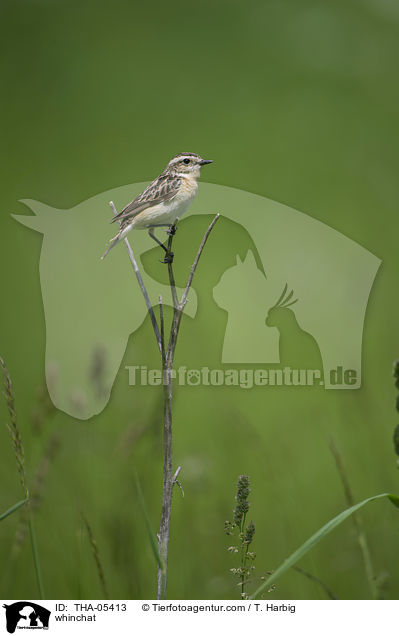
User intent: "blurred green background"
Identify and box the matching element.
[1,0,399,600]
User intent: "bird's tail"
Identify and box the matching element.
[101,229,123,260]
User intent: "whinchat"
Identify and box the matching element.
[101,152,213,261]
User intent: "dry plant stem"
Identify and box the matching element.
[329,437,378,599]
[166,214,220,365]
[157,362,174,599]
[109,201,162,353]
[157,227,178,599]
[166,231,179,311]
[107,206,219,599]
[157,214,220,599]
[159,295,165,361]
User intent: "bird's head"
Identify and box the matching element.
[164,152,213,178]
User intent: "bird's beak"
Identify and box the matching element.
[199,159,213,166]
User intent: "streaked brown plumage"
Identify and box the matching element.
[102,152,212,260]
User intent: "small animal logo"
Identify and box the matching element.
[266,285,323,371]
[187,370,201,385]
[3,602,50,633]
[213,250,280,363]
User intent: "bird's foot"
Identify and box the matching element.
[167,224,177,236]
[161,251,174,264]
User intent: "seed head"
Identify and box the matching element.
[0,357,27,497]
[244,520,256,545]
[236,475,250,502]
[233,475,251,526]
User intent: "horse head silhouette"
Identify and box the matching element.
[13,196,197,419]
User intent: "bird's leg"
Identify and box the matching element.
[148,227,174,264]
[148,223,178,236]
[167,223,178,236]
[148,228,168,252]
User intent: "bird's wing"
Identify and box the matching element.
[111,175,182,224]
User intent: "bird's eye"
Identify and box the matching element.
[183,158,190,165]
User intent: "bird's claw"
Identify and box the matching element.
[161,251,174,264]
[167,225,177,236]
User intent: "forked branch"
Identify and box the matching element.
[157,214,220,599]
[107,204,220,599]
[109,201,162,353]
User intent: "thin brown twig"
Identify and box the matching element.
[156,214,220,599]
[180,214,221,310]
[106,205,219,599]
[166,214,220,366]
[172,466,182,483]
[159,295,165,363]
[172,466,184,497]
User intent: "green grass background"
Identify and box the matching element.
[1,0,399,599]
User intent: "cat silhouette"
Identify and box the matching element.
[213,250,280,363]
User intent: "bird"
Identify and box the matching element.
[101,152,213,262]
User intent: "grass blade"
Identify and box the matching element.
[28,512,45,599]
[82,514,109,599]
[251,492,399,599]
[135,473,165,574]
[0,498,28,522]
[329,437,379,598]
